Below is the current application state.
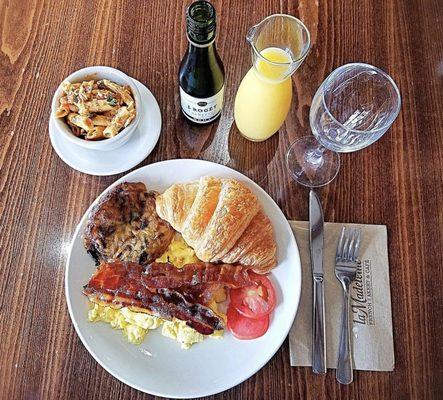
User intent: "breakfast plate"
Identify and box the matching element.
[49,78,161,176]
[65,159,301,398]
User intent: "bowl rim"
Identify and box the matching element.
[51,66,141,149]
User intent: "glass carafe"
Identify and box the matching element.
[234,14,310,141]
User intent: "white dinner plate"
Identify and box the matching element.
[65,159,301,398]
[49,79,161,176]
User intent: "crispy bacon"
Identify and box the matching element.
[175,283,224,307]
[142,262,253,289]
[83,261,224,334]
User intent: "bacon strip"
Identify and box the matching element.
[142,262,253,289]
[83,262,224,334]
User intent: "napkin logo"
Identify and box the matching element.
[351,260,375,326]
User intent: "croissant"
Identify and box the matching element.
[156,176,277,273]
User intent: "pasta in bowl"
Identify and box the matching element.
[51,66,141,151]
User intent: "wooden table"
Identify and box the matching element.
[1,0,442,399]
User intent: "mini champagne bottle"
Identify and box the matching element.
[179,1,225,124]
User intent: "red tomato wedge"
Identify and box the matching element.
[230,273,276,319]
[227,305,269,339]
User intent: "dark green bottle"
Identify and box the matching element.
[179,1,225,124]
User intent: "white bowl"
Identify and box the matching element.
[51,66,141,152]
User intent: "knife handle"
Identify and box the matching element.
[312,274,326,374]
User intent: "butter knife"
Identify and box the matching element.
[309,190,326,374]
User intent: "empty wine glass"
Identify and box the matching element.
[286,63,401,187]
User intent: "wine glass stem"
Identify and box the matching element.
[305,145,326,167]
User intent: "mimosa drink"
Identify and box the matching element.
[233,14,310,142]
[234,47,293,141]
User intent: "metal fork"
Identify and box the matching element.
[335,227,362,384]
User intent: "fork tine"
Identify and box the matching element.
[336,227,346,260]
[342,230,351,260]
[346,229,356,260]
[351,229,362,261]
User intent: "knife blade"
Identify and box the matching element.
[309,189,326,374]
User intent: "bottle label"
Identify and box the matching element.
[180,86,224,123]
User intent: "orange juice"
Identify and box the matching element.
[234,47,293,141]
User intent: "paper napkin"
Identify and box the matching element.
[288,221,394,371]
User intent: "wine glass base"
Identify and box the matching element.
[286,136,340,187]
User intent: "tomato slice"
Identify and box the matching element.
[227,305,269,339]
[230,273,276,319]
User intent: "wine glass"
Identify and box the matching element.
[286,63,401,187]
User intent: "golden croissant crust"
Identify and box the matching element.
[156,176,277,273]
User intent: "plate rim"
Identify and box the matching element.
[65,159,301,398]
[49,78,162,176]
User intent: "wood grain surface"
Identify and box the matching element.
[0,0,442,399]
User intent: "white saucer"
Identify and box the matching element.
[49,79,161,176]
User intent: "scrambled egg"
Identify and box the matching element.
[163,319,223,349]
[87,233,224,348]
[155,233,200,267]
[88,303,162,344]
